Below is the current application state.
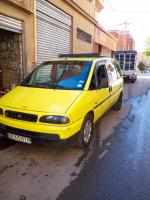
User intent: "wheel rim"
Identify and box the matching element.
[83,120,92,144]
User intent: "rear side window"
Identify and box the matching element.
[113,60,122,78]
[107,63,118,83]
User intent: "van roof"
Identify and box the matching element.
[44,53,112,62]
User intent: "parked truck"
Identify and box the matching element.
[114,50,138,83]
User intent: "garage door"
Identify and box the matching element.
[0,14,23,33]
[36,0,72,65]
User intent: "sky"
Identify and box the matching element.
[99,0,150,52]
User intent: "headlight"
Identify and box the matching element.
[0,108,3,115]
[39,115,70,124]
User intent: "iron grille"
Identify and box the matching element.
[5,110,38,122]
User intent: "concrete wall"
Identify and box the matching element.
[9,0,34,10]
[95,26,117,52]
[72,0,95,18]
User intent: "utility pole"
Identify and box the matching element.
[119,20,132,31]
[119,20,132,50]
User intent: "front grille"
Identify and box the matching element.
[5,110,38,122]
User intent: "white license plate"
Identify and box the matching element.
[7,133,31,144]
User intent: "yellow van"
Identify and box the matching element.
[0,54,123,148]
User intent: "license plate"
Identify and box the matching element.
[7,133,31,144]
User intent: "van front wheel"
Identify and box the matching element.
[77,115,93,148]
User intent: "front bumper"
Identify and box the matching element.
[0,123,60,140]
[123,71,137,80]
[0,114,83,140]
[0,123,80,145]
[123,74,137,80]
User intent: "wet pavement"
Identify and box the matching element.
[57,77,150,200]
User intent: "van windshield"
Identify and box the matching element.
[21,60,92,90]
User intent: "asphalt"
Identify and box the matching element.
[57,76,150,200]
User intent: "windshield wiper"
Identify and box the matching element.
[21,83,71,90]
[21,84,36,87]
[54,84,71,90]
[21,83,55,89]
[35,83,55,89]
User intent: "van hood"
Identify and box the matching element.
[0,86,82,114]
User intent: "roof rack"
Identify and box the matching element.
[114,50,137,54]
[59,53,105,58]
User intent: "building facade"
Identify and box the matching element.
[94,25,117,57]
[109,30,135,51]
[0,0,117,91]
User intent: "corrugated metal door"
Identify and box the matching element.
[36,0,72,65]
[0,14,23,93]
[0,14,23,33]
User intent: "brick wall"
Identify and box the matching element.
[0,30,22,89]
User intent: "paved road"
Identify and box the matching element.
[57,75,150,200]
[0,74,150,200]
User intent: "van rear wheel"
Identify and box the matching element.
[112,94,122,111]
[77,115,93,148]
[131,79,136,83]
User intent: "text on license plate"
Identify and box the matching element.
[7,133,31,144]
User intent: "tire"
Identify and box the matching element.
[131,79,136,83]
[112,93,122,111]
[77,115,93,148]
[0,136,16,150]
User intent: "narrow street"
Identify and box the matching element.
[0,73,150,200]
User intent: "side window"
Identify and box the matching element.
[107,63,118,83]
[113,60,122,78]
[96,64,107,88]
[89,63,108,90]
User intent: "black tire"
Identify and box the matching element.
[112,93,122,111]
[0,136,16,150]
[77,115,93,148]
[131,79,136,83]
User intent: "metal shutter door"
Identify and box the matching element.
[0,14,23,33]
[36,0,72,65]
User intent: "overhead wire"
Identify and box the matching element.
[105,0,150,14]
[105,9,150,14]
[104,0,127,30]
[105,0,123,21]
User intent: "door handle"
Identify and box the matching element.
[109,86,112,92]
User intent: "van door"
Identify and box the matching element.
[89,62,110,121]
[106,60,120,107]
